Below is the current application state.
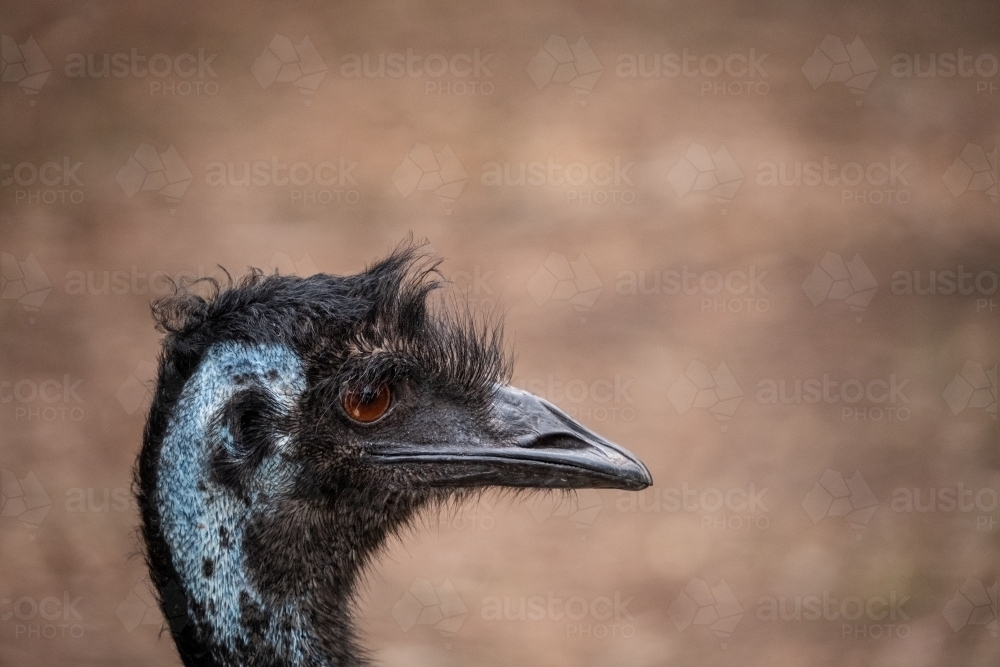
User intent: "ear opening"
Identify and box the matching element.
[210,385,284,496]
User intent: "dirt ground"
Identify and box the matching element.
[1,1,999,665]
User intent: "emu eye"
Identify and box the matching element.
[342,384,392,423]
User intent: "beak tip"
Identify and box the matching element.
[627,462,653,490]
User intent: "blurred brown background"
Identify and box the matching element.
[2,1,999,665]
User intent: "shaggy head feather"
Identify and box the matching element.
[135,242,649,667]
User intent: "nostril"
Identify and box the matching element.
[523,433,590,451]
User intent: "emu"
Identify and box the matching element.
[135,244,652,667]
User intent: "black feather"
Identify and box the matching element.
[135,240,511,667]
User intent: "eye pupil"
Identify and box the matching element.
[343,384,391,423]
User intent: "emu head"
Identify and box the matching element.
[136,245,651,667]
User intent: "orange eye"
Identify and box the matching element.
[342,384,392,423]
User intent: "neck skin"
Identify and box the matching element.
[151,343,381,667]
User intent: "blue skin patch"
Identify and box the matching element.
[156,342,319,666]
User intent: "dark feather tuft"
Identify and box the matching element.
[134,240,510,667]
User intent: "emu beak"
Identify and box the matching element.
[375,386,652,491]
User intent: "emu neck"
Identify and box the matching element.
[154,343,365,667]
